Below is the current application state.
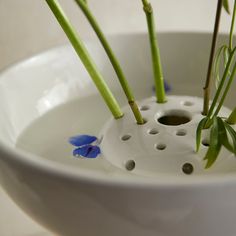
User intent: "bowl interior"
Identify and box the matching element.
[0,32,235,180]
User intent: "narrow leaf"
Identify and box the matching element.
[217,117,235,153]
[204,117,222,168]
[223,46,231,77]
[227,107,236,124]
[196,117,208,152]
[223,0,230,14]
[213,45,227,88]
[224,122,236,154]
[223,46,230,67]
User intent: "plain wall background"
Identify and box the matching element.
[0,0,234,70]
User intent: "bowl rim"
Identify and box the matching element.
[1,31,236,189]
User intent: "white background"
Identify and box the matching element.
[0,0,234,70]
[0,0,235,235]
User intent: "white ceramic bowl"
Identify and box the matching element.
[0,33,236,236]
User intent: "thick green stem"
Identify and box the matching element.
[213,60,236,117]
[203,0,223,115]
[207,48,236,119]
[229,0,236,51]
[45,0,123,119]
[227,107,236,124]
[142,0,166,103]
[74,0,144,124]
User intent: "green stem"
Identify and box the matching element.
[74,0,144,124]
[142,0,166,103]
[207,48,236,119]
[203,0,223,115]
[227,107,236,124]
[45,0,123,119]
[229,0,236,51]
[213,60,236,117]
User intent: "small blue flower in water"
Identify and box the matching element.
[164,80,171,93]
[69,135,101,158]
[152,80,172,94]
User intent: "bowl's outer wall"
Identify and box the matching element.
[0,148,236,236]
[0,33,236,236]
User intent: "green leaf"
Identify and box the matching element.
[196,117,208,152]
[217,117,235,153]
[223,0,230,14]
[227,107,236,124]
[213,45,228,88]
[223,46,230,67]
[213,45,227,88]
[224,122,236,154]
[223,47,231,76]
[204,117,222,169]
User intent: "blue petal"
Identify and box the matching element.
[73,145,101,158]
[69,135,97,147]
[164,81,171,93]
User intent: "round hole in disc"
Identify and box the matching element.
[182,163,194,175]
[202,139,210,147]
[176,129,187,136]
[125,160,136,171]
[183,101,194,106]
[121,134,131,141]
[140,105,150,111]
[156,143,166,150]
[149,128,159,135]
[158,110,191,126]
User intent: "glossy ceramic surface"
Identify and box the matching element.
[0,186,51,236]
[101,95,235,176]
[0,33,236,236]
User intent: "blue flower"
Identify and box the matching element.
[69,135,101,158]
[164,80,171,93]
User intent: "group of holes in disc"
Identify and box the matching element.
[122,129,187,139]
[141,100,194,110]
[125,159,194,174]
[140,103,192,126]
[125,159,194,175]
[121,133,167,151]
[122,105,193,173]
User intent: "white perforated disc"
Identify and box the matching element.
[100,96,236,177]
